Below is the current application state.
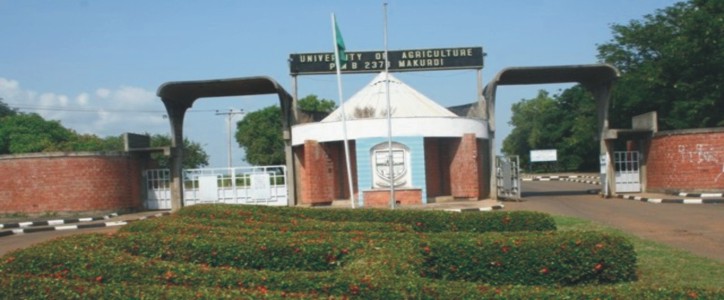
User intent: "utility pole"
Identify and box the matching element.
[215,109,245,169]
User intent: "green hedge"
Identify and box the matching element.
[421,231,638,285]
[176,204,557,233]
[108,230,364,271]
[121,214,415,235]
[2,204,711,299]
[1,272,720,299]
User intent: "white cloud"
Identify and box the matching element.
[96,88,111,98]
[0,77,168,137]
[76,93,89,106]
[0,78,20,91]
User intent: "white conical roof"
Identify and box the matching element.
[322,72,456,122]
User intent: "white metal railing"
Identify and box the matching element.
[144,165,287,209]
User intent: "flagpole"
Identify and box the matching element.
[383,2,395,209]
[331,13,356,209]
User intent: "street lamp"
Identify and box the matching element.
[215,109,245,169]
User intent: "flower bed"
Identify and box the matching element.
[1,204,718,298]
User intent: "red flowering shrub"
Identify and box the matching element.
[1,204,719,299]
[420,231,637,285]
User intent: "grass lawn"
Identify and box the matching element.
[554,215,724,289]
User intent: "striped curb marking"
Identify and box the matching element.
[0,212,170,238]
[521,175,599,180]
[443,204,505,213]
[618,195,724,204]
[0,212,119,229]
[671,192,724,198]
[522,177,601,185]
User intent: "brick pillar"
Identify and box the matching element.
[449,134,481,199]
[300,140,335,204]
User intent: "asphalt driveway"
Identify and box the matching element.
[505,180,724,262]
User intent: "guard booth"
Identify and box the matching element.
[604,112,658,193]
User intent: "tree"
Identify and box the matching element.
[553,86,598,171]
[60,133,115,152]
[236,105,285,165]
[502,87,599,172]
[0,98,17,118]
[0,113,74,154]
[0,109,208,168]
[236,95,336,166]
[597,0,724,129]
[502,91,559,170]
[297,94,337,113]
[148,134,209,169]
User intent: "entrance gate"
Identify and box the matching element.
[143,166,288,209]
[614,151,641,193]
[496,155,521,200]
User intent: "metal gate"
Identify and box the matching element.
[496,155,521,200]
[614,151,641,193]
[143,165,288,209]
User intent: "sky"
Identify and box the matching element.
[0,0,681,168]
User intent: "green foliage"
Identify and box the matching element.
[235,105,285,165]
[421,231,637,285]
[598,0,724,129]
[235,95,335,166]
[175,204,557,233]
[148,133,209,169]
[1,204,721,299]
[502,87,598,171]
[0,108,208,168]
[0,205,724,299]
[0,98,17,118]
[297,94,337,113]
[0,113,74,154]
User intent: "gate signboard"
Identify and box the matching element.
[289,47,483,75]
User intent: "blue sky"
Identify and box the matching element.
[0,0,680,167]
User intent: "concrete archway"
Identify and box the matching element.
[484,64,620,199]
[157,77,294,211]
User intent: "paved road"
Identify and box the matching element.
[0,227,118,256]
[0,211,166,256]
[505,180,724,262]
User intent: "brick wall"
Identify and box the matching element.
[424,136,484,200]
[0,152,144,214]
[297,140,357,205]
[363,189,422,207]
[647,128,724,192]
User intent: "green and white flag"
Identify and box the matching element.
[333,16,347,66]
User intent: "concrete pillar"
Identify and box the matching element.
[162,100,189,212]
